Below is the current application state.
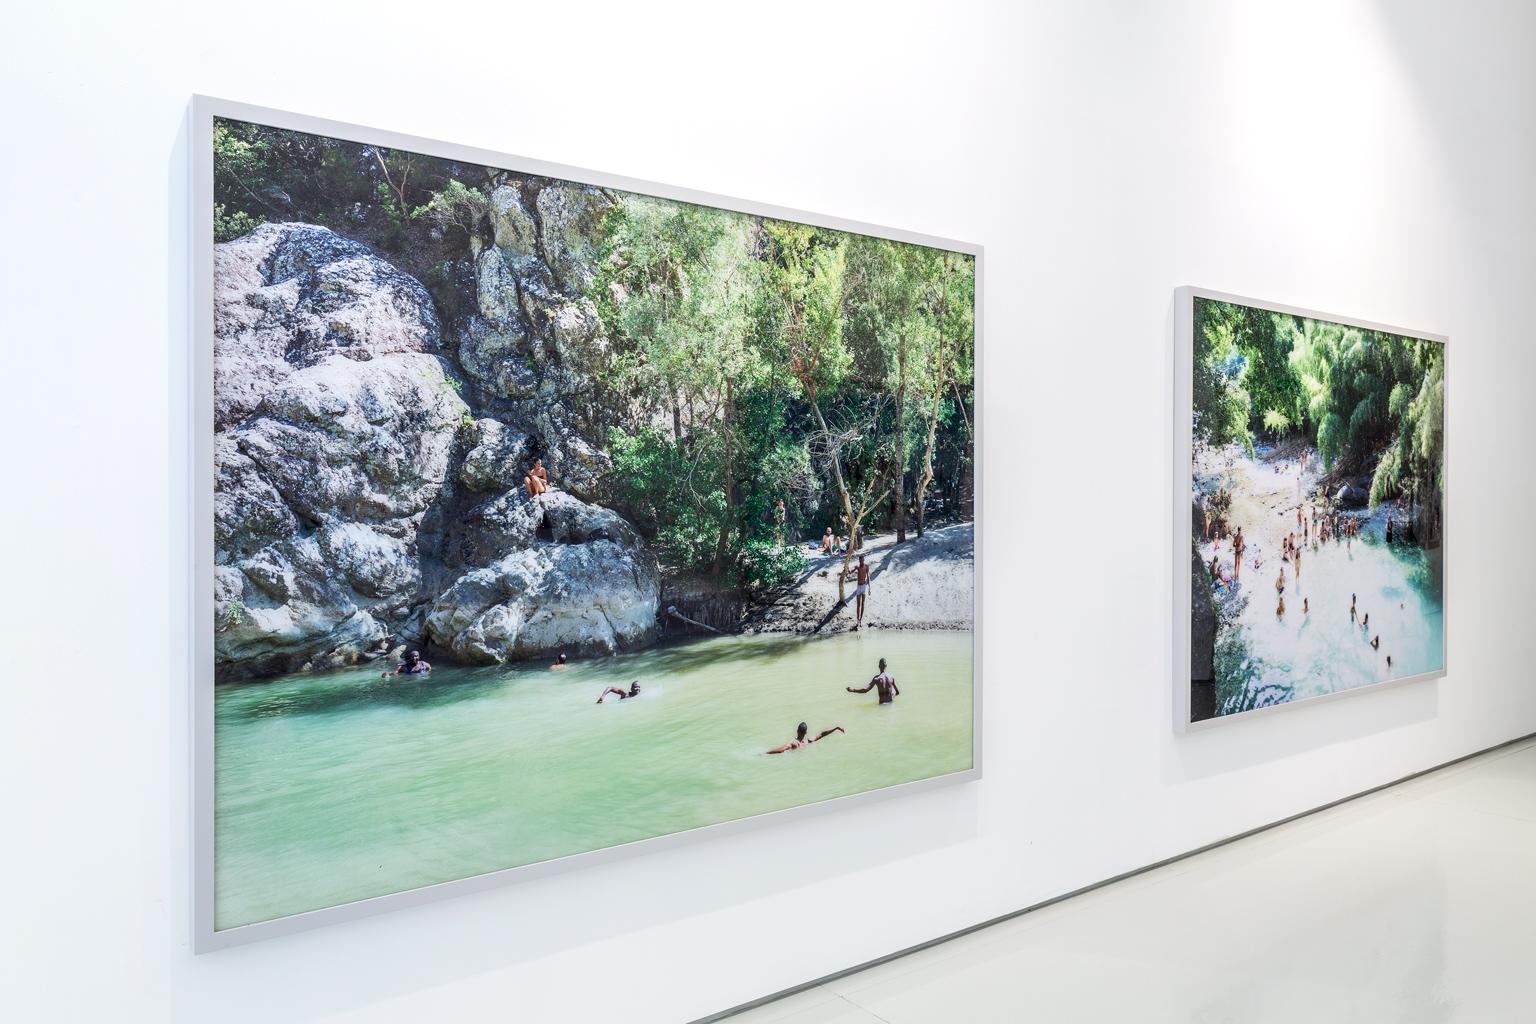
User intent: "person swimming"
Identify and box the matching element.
[767,721,844,754]
[550,652,569,671]
[596,681,641,703]
[382,650,431,678]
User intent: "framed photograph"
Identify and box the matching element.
[192,97,981,949]
[1174,287,1446,730]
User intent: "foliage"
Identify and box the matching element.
[1193,297,1444,546]
[212,116,979,597]
[735,539,806,594]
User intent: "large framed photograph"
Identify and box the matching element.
[1174,288,1446,730]
[192,98,981,949]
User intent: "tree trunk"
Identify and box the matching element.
[711,379,735,579]
[893,342,908,544]
[808,396,857,603]
[914,342,947,538]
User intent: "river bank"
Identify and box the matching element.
[744,521,974,635]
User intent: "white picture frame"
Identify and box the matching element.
[190,96,984,951]
[1172,286,1447,733]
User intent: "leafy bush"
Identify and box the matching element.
[736,539,806,594]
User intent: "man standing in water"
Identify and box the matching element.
[767,722,844,754]
[847,657,900,704]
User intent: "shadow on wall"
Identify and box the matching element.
[1167,678,1439,785]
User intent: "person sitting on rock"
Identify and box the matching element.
[596,681,640,703]
[382,650,431,678]
[524,458,550,498]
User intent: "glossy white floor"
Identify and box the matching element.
[716,735,1536,1024]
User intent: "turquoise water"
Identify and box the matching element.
[1197,447,1444,715]
[215,629,973,928]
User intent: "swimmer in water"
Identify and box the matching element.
[382,649,431,678]
[767,721,844,754]
[550,652,569,671]
[595,681,641,703]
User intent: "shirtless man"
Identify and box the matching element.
[851,555,871,629]
[596,681,640,703]
[767,721,844,754]
[847,657,899,704]
[523,458,549,498]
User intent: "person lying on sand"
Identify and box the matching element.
[596,681,641,703]
[1276,595,1286,619]
[767,722,844,754]
[382,650,431,678]
[847,657,899,704]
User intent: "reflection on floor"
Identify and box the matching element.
[720,736,1536,1024]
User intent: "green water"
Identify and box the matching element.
[215,629,973,928]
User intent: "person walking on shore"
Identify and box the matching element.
[851,555,871,629]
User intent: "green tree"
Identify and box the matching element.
[592,197,762,577]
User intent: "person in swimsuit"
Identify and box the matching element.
[851,555,872,629]
[847,657,899,704]
[523,458,550,498]
[550,652,569,671]
[382,649,431,678]
[767,721,844,754]
[596,681,641,703]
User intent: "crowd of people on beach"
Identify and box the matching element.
[1200,452,1415,680]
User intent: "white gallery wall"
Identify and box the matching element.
[3,1,1533,1020]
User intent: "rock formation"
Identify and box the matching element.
[213,217,658,681]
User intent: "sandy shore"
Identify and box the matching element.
[747,522,974,634]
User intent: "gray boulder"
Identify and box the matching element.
[213,222,441,429]
[427,513,659,664]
